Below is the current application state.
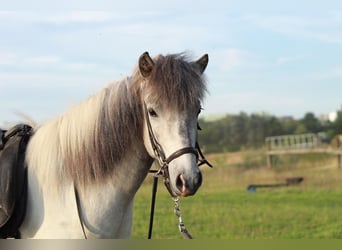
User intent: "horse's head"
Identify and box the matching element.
[135,52,208,197]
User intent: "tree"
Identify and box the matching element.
[300,112,322,133]
[198,111,332,153]
[331,111,342,135]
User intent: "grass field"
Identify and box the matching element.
[131,150,342,239]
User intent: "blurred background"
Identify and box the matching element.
[1,1,342,125]
[1,0,342,239]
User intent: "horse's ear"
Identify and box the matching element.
[139,52,155,77]
[195,54,209,74]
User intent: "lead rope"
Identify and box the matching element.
[147,175,159,239]
[147,171,193,239]
[173,197,193,239]
[145,102,212,239]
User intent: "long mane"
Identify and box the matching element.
[62,78,144,185]
[27,53,207,187]
[27,77,143,187]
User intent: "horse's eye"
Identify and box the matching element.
[148,108,158,118]
[197,107,203,115]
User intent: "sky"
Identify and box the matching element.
[1,1,342,125]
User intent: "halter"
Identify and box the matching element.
[144,102,213,239]
[144,102,213,197]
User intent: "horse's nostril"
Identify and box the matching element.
[176,174,184,192]
[176,173,202,196]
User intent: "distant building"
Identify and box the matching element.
[328,112,338,122]
[319,111,337,123]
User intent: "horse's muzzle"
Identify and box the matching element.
[176,171,202,197]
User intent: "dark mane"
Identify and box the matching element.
[94,80,144,180]
[132,53,207,110]
[57,78,144,186]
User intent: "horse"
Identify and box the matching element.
[17,51,210,238]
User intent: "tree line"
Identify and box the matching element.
[198,111,342,153]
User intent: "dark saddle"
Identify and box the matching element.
[0,124,33,238]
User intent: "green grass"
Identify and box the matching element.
[131,151,342,239]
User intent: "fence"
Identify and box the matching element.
[265,133,342,168]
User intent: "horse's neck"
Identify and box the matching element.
[76,146,153,238]
[24,78,154,238]
[69,80,152,237]
[24,134,153,238]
